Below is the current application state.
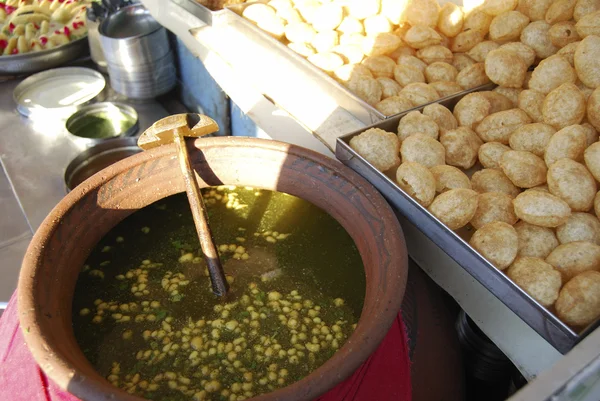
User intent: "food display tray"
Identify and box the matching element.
[0,36,89,76]
[170,0,227,25]
[335,86,600,354]
[222,2,387,125]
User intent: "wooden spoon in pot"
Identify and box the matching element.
[137,113,229,296]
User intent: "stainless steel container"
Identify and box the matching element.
[86,9,108,73]
[64,137,142,192]
[99,4,176,99]
[66,102,139,147]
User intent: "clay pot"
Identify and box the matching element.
[17,137,408,401]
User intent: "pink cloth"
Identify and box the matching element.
[0,292,411,401]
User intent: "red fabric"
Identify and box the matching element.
[0,291,411,401]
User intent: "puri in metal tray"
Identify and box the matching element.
[335,85,600,354]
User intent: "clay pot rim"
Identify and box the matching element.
[18,136,408,401]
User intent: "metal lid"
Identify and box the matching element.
[13,67,106,118]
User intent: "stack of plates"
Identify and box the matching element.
[99,4,176,100]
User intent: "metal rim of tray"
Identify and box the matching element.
[0,36,89,76]
[335,85,600,354]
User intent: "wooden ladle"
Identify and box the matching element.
[137,113,229,296]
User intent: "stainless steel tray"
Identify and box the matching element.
[335,87,600,354]
[170,0,223,25]
[0,37,89,76]
[222,3,386,125]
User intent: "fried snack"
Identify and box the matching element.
[285,22,316,43]
[484,49,528,88]
[428,81,463,98]
[334,64,373,84]
[470,192,518,230]
[575,10,600,37]
[416,45,454,64]
[513,190,572,227]
[574,35,600,90]
[529,54,577,94]
[430,165,472,193]
[307,52,344,72]
[377,77,402,99]
[544,124,588,166]
[288,42,316,57]
[497,42,536,68]
[557,41,580,66]
[295,0,321,23]
[330,44,363,64]
[507,257,562,307]
[467,41,500,63]
[556,271,600,327]
[400,133,446,168]
[337,16,364,35]
[396,55,428,73]
[547,241,600,280]
[349,128,400,172]
[403,25,443,49]
[493,87,522,106]
[557,212,600,245]
[399,83,440,106]
[549,21,581,48]
[547,158,597,212]
[517,90,545,122]
[490,11,530,42]
[440,127,482,169]
[470,221,518,270]
[362,33,402,57]
[475,109,532,144]
[423,103,458,133]
[362,55,396,79]
[428,188,479,230]
[454,92,492,129]
[393,64,425,86]
[347,75,383,106]
[450,29,485,53]
[515,221,560,258]
[312,30,339,53]
[471,168,521,198]
[375,96,415,116]
[363,14,392,37]
[425,62,458,83]
[242,3,276,24]
[437,2,464,38]
[544,0,575,24]
[574,0,600,22]
[452,53,477,72]
[500,150,548,188]
[404,0,440,27]
[482,0,518,16]
[520,0,554,21]
[509,123,556,156]
[397,110,440,141]
[343,0,379,20]
[596,191,600,217]
[456,62,491,90]
[584,142,600,181]
[589,87,600,131]
[582,122,599,146]
[520,20,559,59]
[396,162,437,207]
[311,3,343,32]
[478,142,512,169]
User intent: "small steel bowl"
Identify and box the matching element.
[64,137,142,192]
[66,102,139,147]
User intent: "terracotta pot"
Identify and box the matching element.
[17,137,408,401]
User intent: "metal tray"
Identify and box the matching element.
[0,36,89,76]
[222,3,386,125]
[335,87,600,354]
[170,0,228,25]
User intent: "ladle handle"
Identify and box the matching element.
[174,134,229,296]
